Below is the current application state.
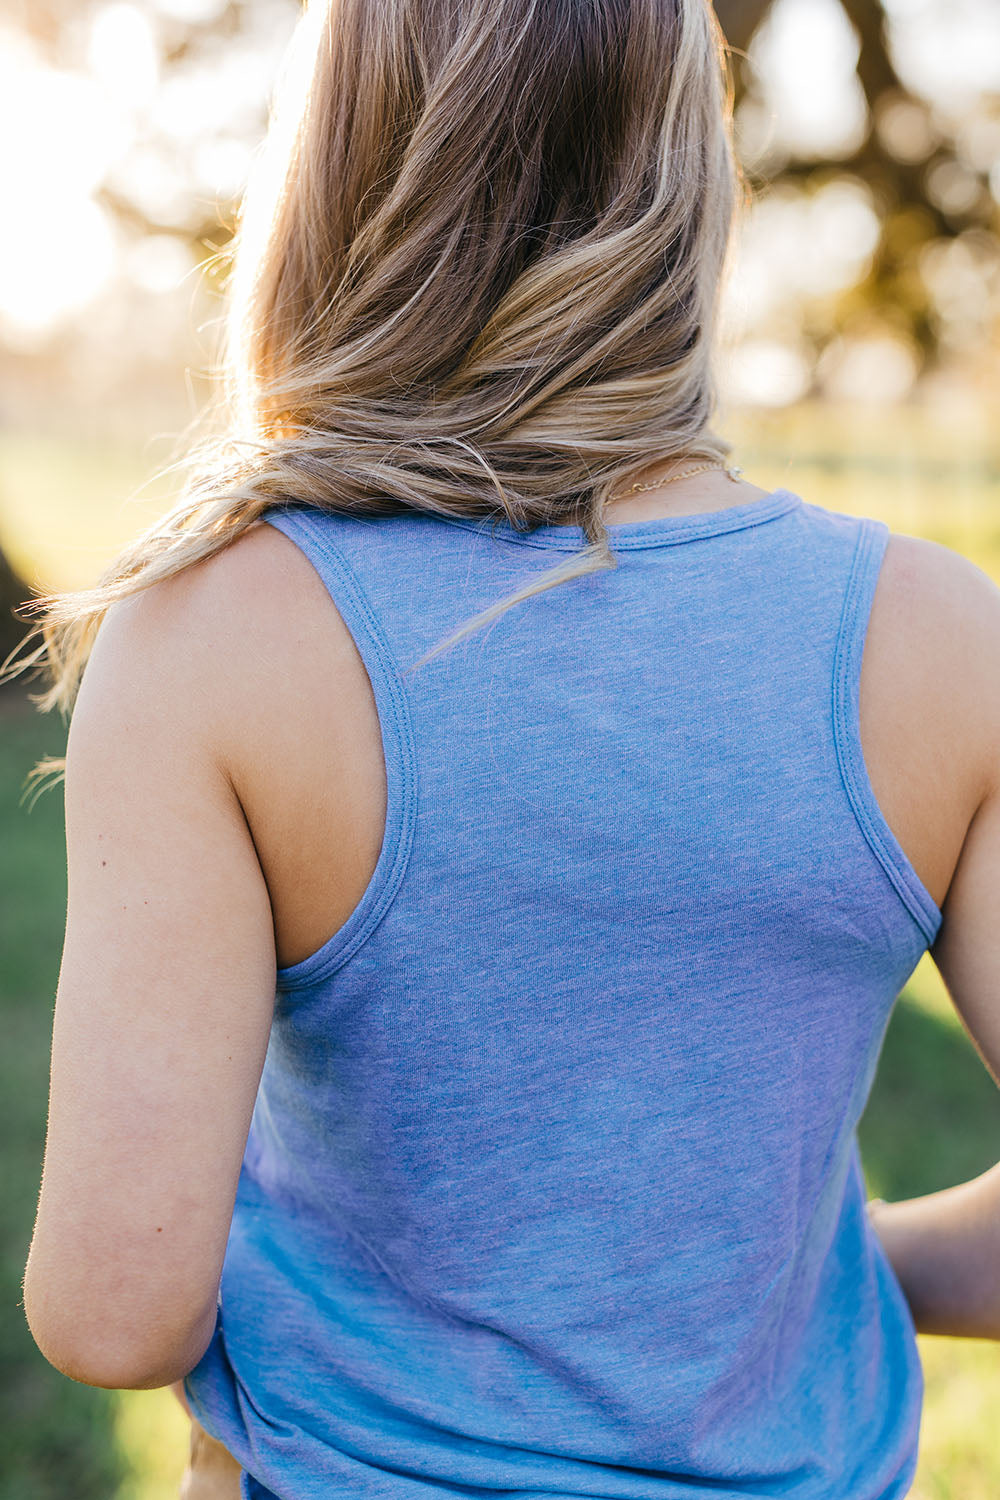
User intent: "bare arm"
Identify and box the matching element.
[866,545,1000,1340]
[22,555,279,1389]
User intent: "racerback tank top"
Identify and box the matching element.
[184,488,940,1500]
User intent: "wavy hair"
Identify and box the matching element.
[13,0,743,712]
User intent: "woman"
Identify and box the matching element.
[17,0,1000,1497]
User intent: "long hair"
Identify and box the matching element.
[14,0,744,711]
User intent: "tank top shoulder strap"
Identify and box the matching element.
[830,511,941,946]
[262,505,418,984]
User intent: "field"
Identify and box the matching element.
[2,399,1000,1499]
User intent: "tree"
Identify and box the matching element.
[0,536,33,682]
[85,1,1000,368]
[716,0,773,56]
[6,0,1000,379]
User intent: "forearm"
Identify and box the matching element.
[868,1161,1000,1339]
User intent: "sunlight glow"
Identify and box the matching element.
[0,0,992,383]
[818,334,921,403]
[721,339,812,407]
[887,0,1000,106]
[723,179,881,339]
[126,235,195,295]
[749,0,869,159]
[88,4,160,106]
[0,29,117,344]
[151,0,229,19]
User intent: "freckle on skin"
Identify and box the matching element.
[101,860,107,867]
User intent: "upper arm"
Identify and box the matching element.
[24,543,279,1389]
[920,540,1000,1090]
[932,780,1000,1090]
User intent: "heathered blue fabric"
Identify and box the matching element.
[184,489,940,1500]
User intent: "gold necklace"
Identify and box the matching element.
[608,460,743,502]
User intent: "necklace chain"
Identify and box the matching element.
[609,460,743,502]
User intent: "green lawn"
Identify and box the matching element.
[3,405,1000,1499]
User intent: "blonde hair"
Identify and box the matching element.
[14,0,743,712]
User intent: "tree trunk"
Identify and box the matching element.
[0,539,34,680]
[713,0,774,57]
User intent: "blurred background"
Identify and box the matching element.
[1,0,999,1495]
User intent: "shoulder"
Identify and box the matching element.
[879,529,1000,611]
[82,519,355,751]
[94,518,331,664]
[869,529,1000,800]
[875,529,1000,664]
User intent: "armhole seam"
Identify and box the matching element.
[831,519,942,948]
[262,510,418,990]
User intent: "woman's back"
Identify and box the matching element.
[20,0,1000,1491]
[161,477,990,1498]
[219,473,984,974]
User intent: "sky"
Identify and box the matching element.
[0,0,998,403]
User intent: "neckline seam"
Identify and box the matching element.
[433,489,802,550]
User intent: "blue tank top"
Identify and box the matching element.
[184,488,939,1500]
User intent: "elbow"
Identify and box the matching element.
[27,1331,209,1391]
[26,1315,216,1390]
[23,1268,217,1390]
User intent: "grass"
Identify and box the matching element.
[3,400,1000,1498]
